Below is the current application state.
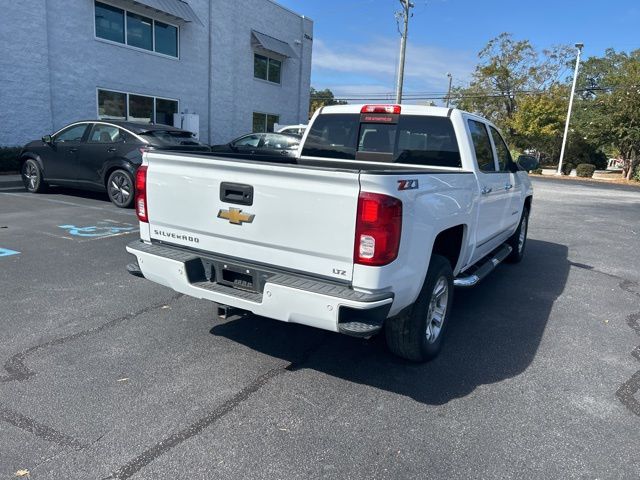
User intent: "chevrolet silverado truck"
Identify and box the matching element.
[126,104,537,361]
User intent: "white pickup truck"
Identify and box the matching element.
[126,104,537,361]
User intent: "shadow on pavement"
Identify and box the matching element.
[211,239,569,405]
[40,186,113,204]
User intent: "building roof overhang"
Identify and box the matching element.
[251,30,298,59]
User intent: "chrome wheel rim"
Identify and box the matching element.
[518,215,528,253]
[23,162,38,190]
[109,173,131,206]
[426,276,448,343]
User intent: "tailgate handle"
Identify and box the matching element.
[220,182,253,206]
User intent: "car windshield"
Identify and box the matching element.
[141,130,201,146]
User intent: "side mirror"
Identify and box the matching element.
[42,134,53,145]
[517,154,539,172]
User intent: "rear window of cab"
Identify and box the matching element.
[301,114,462,168]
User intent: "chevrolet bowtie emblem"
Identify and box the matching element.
[217,207,255,225]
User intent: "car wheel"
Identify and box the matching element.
[385,254,454,362]
[505,206,529,263]
[22,159,47,193]
[107,169,135,208]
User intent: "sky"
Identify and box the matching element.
[277,0,640,102]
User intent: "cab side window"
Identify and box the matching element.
[468,120,496,172]
[489,126,513,172]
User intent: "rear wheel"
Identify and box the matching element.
[22,159,47,193]
[505,206,529,263]
[107,169,134,208]
[385,254,454,362]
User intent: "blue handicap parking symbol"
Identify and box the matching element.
[0,248,20,257]
[58,223,136,238]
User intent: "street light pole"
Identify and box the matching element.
[445,72,453,107]
[394,0,414,104]
[557,43,584,175]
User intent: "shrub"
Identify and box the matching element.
[0,147,22,173]
[561,162,574,175]
[576,163,596,178]
[531,168,543,175]
[633,163,640,182]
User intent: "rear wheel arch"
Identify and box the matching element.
[431,224,466,272]
[103,161,137,189]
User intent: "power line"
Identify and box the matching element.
[310,86,629,102]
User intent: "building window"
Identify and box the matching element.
[95,2,124,43]
[156,98,178,125]
[253,112,279,133]
[254,54,282,84]
[97,89,178,125]
[126,12,153,51]
[94,1,179,58]
[155,21,178,57]
[98,90,126,120]
[129,94,154,123]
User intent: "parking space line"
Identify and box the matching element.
[0,192,136,214]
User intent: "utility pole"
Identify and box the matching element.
[394,0,414,104]
[445,72,453,107]
[557,43,584,175]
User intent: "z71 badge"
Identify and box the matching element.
[397,179,419,190]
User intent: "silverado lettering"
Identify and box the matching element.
[153,229,200,243]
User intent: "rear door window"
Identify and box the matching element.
[468,120,496,172]
[489,126,513,172]
[302,113,461,167]
[88,124,122,143]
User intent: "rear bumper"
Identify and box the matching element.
[126,240,393,334]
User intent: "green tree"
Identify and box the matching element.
[453,33,571,137]
[509,85,567,162]
[574,49,640,179]
[309,87,347,118]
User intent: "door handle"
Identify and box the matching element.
[69,148,78,153]
[481,186,492,195]
[504,183,513,190]
[107,147,117,153]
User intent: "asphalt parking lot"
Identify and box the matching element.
[1,177,639,479]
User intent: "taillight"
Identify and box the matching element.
[354,192,402,266]
[135,166,148,223]
[361,104,401,114]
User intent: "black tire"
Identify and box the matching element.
[505,206,529,264]
[385,254,454,362]
[21,158,47,193]
[106,169,135,208]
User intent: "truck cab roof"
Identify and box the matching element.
[319,104,454,117]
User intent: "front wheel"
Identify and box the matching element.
[107,169,134,208]
[385,254,454,362]
[22,159,47,193]
[505,206,529,263]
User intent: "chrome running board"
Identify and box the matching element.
[453,244,512,288]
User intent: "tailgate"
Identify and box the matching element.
[145,152,360,281]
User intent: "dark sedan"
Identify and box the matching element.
[20,120,209,207]
[210,132,301,162]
